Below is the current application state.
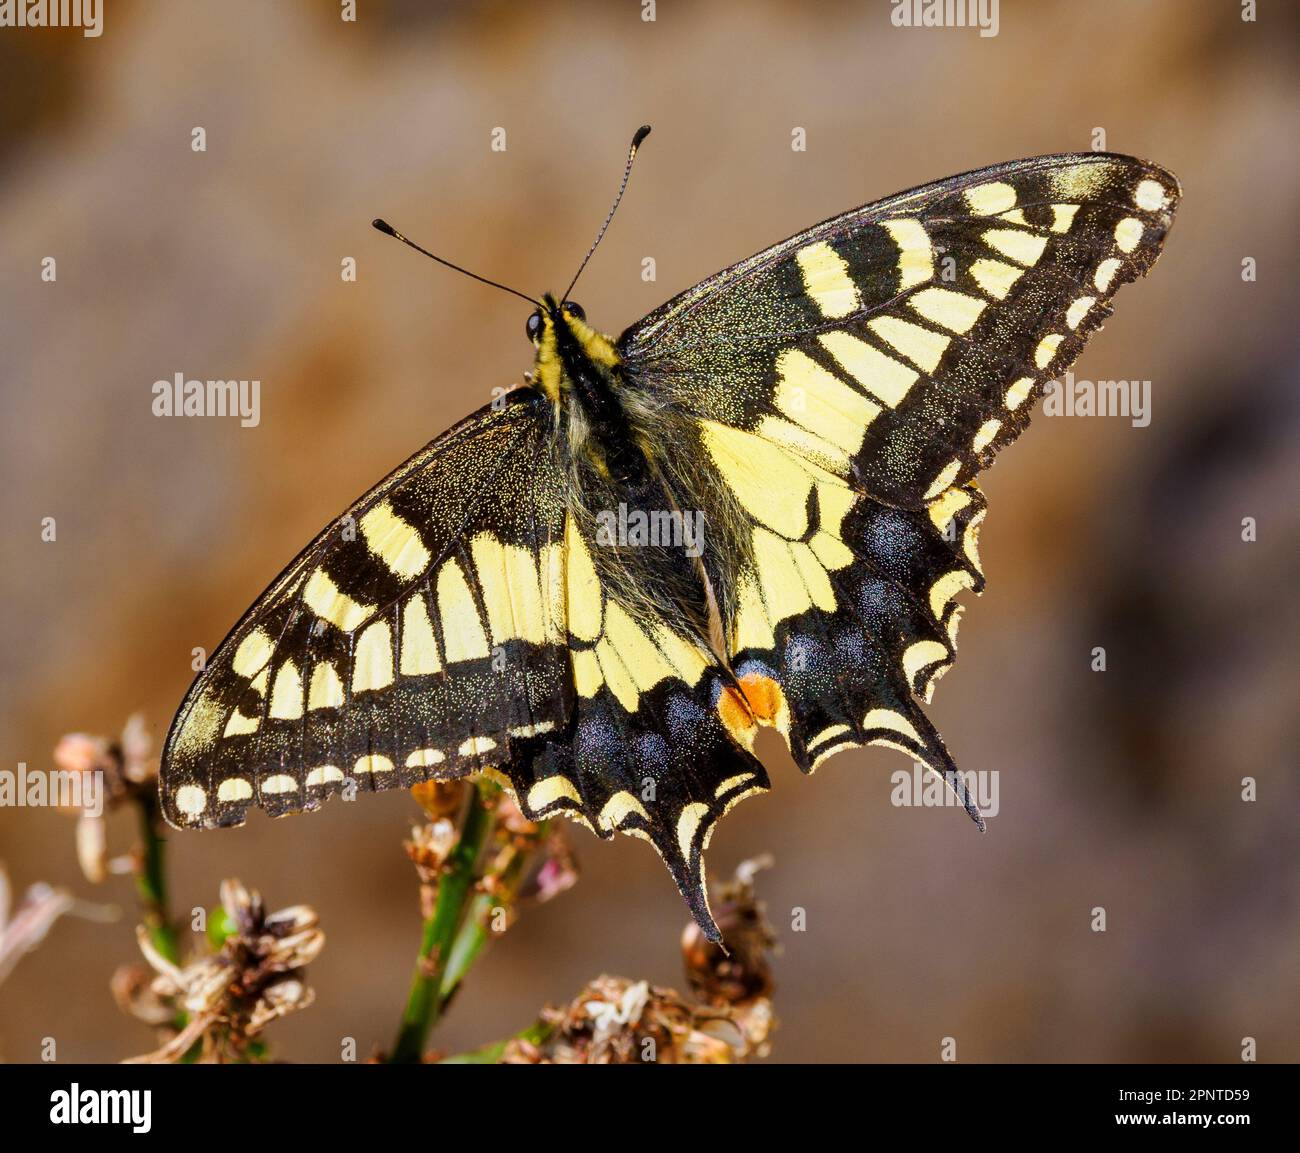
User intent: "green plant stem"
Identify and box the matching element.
[438,834,536,1004]
[133,794,181,966]
[389,787,493,1064]
[438,1020,554,1064]
[437,891,493,1005]
[132,791,192,1045]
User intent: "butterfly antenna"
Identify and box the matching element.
[371,219,539,306]
[562,125,651,302]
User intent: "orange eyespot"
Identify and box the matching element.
[717,684,758,749]
[738,673,785,724]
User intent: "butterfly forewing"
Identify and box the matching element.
[621,153,1179,505]
[160,394,575,827]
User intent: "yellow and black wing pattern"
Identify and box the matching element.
[161,395,570,826]
[619,153,1179,804]
[163,152,1178,940]
[161,390,765,934]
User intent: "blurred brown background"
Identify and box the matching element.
[2,0,1297,1063]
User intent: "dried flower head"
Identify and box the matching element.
[110,962,176,1028]
[519,831,580,905]
[485,791,579,907]
[1,867,100,985]
[0,864,118,987]
[410,779,467,822]
[53,714,159,884]
[496,859,777,1064]
[682,853,776,1006]
[53,713,156,808]
[501,973,770,1064]
[404,820,461,878]
[126,879,323,1063]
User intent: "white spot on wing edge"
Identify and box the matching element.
[1134,179,1167,211]
[1034,333,1064,369]
[261,774,298,795]
[1095,258,1122,292]
[458,736,497,757]
[598,790,650,831]
[862,708,922,743]
[1065,296,1096,330]
[175,785,207,816]
[1004,376,1034,410]
[1114,217,1144,254]
[217,777,253,802]
[972,418,1002,454]
[306,765,345,787]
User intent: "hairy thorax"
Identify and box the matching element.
[530,297,740,655]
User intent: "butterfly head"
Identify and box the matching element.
[528,292,620,405]
[526,295,577,343]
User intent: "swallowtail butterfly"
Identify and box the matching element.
[161,130,1179,939]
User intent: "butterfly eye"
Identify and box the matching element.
[562,301,586,322]
[525,310,543,342]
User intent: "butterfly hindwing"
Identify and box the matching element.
[505,506,768,932]
[689,416,989,810]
